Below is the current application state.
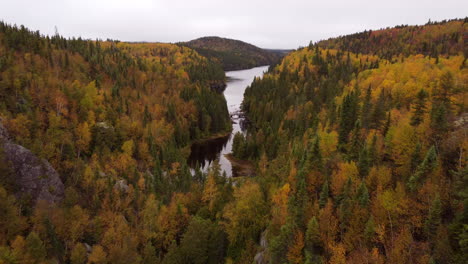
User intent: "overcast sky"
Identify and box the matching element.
[1,0,466,49]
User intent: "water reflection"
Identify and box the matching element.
[187,65,269,177]
[188,134,230,169]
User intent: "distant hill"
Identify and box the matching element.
[316,18,467,59]
[180,36,289,71]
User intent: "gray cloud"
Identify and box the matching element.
[1,0,466,49]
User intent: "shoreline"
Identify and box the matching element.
[186,66,268,176]
[224,153,255,177]
[191,130,231,144]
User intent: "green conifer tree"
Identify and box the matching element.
[410,89,428,126]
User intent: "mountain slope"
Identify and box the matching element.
[239,19,467,263]
[0,21,232,261]
[316,18,467,59]
[180,36,287,70]
[0,18,467,264]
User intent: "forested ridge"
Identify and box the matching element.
[180,36,285,71]
[317,18,466,59]
[0,18,466,264]
[0,22,232,264]
[235,18,467,263]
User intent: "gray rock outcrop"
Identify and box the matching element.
[0,119,64,204]
[254,230,269,264]
[113,179,130,193]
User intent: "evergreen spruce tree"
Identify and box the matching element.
[290,168,307,229]
[270,222,295,264]
[339,91,359,145]
[356,182,370,207]
[364,216,376,246]
[143,105,151,127]
[26,232,47,262]
[310,137,323,171]
[358,146,371,177]
[371,89,386,129]
[436,71,454,108]
[319,181,329,208]
[349,119,362,160]
[383,112,392,136]
[430,103,449,139]
[45,218,64,262]
[425,195,442,239]
[368,134,378,165]
[408,146,438,191]
[305,217,320,251]
[142,242,158,264]
[338,177,352,232]
[305,216,321,263]
[361,85,373,129]
[410,89,428,126]
[410,143,422,172]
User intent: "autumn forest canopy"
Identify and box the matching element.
[0,17,467,264]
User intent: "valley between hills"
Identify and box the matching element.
[0,18,467,264]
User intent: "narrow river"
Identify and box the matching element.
[188,65,269,177]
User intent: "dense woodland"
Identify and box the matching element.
[317,18,466,60]
[239,18,467,263]
[0,22,232,264]
[0,18,467,264]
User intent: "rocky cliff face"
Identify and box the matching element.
[0,120,64,204]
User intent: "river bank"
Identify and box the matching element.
[187,65,269,177]
[224,153,255,177]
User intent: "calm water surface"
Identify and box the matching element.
[188,65,269,176]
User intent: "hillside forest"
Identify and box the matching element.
[181,37,285,71]
[0,18,467,264]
